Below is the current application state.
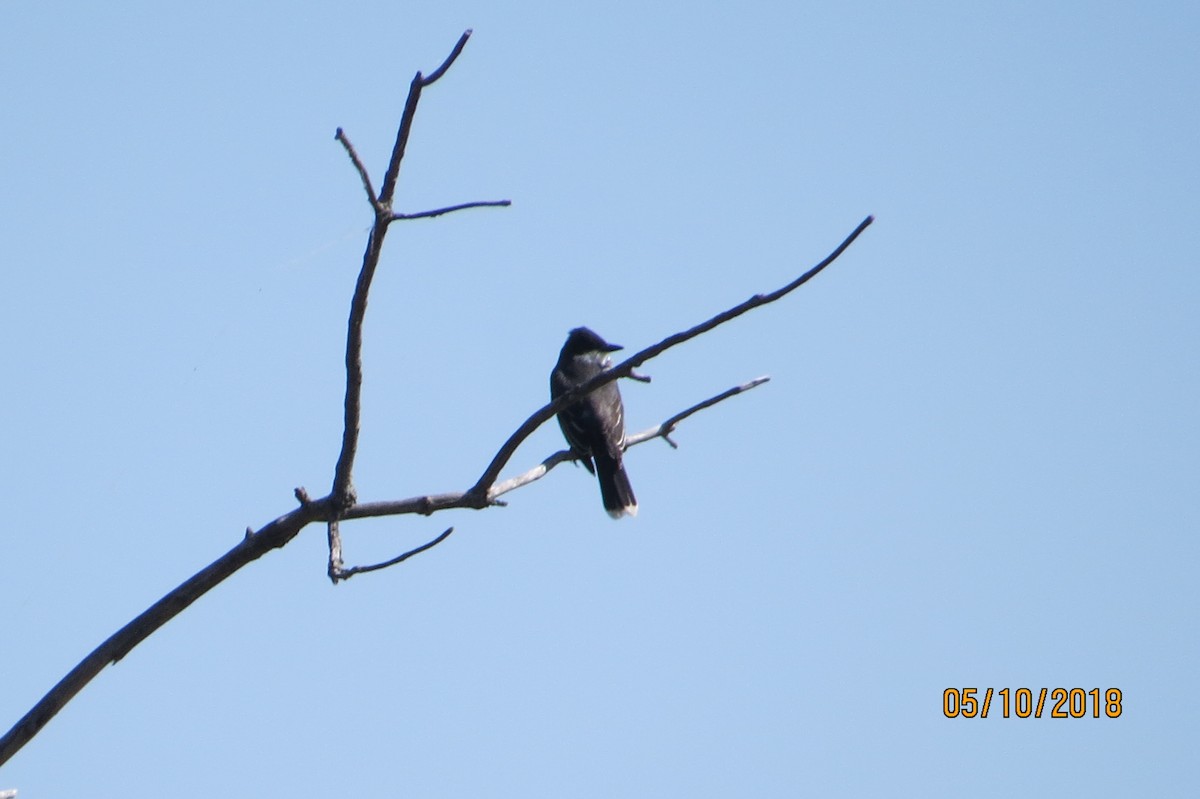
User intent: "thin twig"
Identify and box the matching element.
[332,527,455,581]
[421,30,473,86]
[625,376,770,450]
[391,200,512,221]
[334,128,379,208]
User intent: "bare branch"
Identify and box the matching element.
[334,128,379,208]
[0,25,872,768]
[615,215,874,372]
[327,520,344,582]
[324,376,773,521]
[330,222,382,508]
[627,369,652,383]
[391,199,512,221]
[331,30,483,509]
[0,32,493,766]
[0,497,331,767]
[0,213,868,767]
[377,73,423,209]
[626,376,770,450]
[378,29,473,207]
[468,214,874,497]
[332,527,455,581]
[485,451,575,501]
[0,340,822,766]
[486,376,769,499]
[421,30,473,85]
[0,371,762,764]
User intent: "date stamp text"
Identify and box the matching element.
[943,688,1123,719]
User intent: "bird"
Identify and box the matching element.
[550,327,638,518]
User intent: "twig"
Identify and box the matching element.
[334,128,379,208]
[421,30,473,85]
[332,527,455,581]
[625,376,770,450]
[391,200,512,221]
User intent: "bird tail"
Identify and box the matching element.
[595,453,637,519]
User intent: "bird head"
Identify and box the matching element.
[561,327,623,363]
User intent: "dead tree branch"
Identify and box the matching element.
[331,28,507,510]
[330,527,456,582]
[466,214,874,500]
[391,200,512,221]
[332,376,769,581]
[0,212,869,766]
[484,375,771,501]
[626,376,771,450]
[0,27,873,769]
[326,28,509,576]
[378,29,472,208]
[0,499,329,768]
[334,128,377,207]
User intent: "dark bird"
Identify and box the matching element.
[550,327,638,518]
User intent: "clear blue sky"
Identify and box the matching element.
[2,1,1197,796]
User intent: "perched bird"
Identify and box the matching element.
[550,327,638,518]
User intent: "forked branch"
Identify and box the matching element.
[467,215,874,498]
[0,27,873,770]
[330,30,509,513]
[0,210,869,766]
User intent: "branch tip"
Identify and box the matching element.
[333,527,456,581]
[422,30,473,85]
[628,369,652,383]
[391,199,512,222]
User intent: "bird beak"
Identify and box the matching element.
[604,342,623,352]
